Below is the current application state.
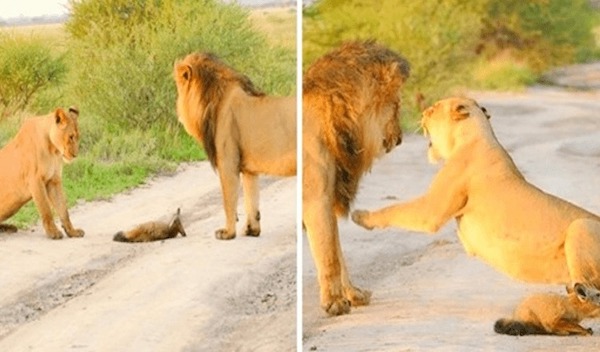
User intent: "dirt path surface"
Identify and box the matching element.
[0,164,296,351]
[303,83,600,350]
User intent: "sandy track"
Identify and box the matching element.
[303,87,600,351]
[0,163,296,351]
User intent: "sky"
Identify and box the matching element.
[0,0,68,19]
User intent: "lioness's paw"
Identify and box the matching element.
[66,228,85,238]
[351,210,373,230]
[346,286,372,307]
[323,298,351,316]
[215,229,236,240]
[47,229,64,240]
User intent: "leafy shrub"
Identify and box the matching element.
[0,36,66,118]
[65,0,295,130]
[304,0,600,123]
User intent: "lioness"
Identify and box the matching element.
[304,41,410,315]
[352,97,600,327]
[173,53,296,240]
[495,283,600,336]
[113,208,186,243]
[0,107,84,239]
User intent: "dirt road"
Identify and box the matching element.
[303,86,600,351]
[0,163,296,351]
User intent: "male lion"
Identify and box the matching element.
[352,97,600,330]
[173,53,296,240]
[303,41,410,315]
[0,107,84,239]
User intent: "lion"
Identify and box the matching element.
[173,52,296,240]
[494,283,600,336]
[113,208,186,243]
[0,107,84,239]
[303,40,410,315]
[352,97,600,329]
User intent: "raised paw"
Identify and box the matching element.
[351,210,373,230]
[323,297,351,316]
[215,228,236,240]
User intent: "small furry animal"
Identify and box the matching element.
[495,283,600,336]
[113,208,187,243]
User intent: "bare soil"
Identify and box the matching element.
[303,76,600,351]
[0,163,296,352]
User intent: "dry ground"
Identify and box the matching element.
[0,164,296,351]
[303,83,600,351]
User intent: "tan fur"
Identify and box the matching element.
[113,208,186,243]
[352,97,600,323]
[0,107,83,239]
[495,283,600,336]
[303,41,410,315]
[173,52,296,240]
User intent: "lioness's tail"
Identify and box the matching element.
[494,319,549,336]
[113,231,130,242]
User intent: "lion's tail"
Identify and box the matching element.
[113,231,130,242]
[494,318,549,336]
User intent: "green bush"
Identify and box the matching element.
[304,0,485,124]
[0,36,66,118]
[65,0,295,130]
[304,0,600,123]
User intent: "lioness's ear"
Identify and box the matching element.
[68,106,79,119]
[54,108,67,126]
[176,63,192,82]
[451,104,470,121]
[481,106,491,120]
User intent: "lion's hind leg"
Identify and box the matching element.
[565,218,600,289]
[242,173,260,237]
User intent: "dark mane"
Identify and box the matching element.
[182,52,265,168]
[304,40,410,215]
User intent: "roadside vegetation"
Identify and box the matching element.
[304,0,600,127]
[0,0,296,228]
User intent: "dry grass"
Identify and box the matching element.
[249,6,296,50]
[1,7,296,51]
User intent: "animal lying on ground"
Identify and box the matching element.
[113,208,187,242]
[495,283,600,336]
[303,40,410,316]
[173,52,296,240]
[0,107,84,239]
[352,97,600,330]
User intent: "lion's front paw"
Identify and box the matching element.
[323,297,351,316]
[345,286,372,307]
[215,228,236,240]
[68,228,85,238]
[351,210,373,230]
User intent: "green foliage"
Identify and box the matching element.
[0,36,66,118]
[473,56,538,91]
[479,0,599,70]
[304,0,485,123]
[65,0,295,130]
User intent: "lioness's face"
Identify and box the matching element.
[421,97,485,163]
[50,107,80,163]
